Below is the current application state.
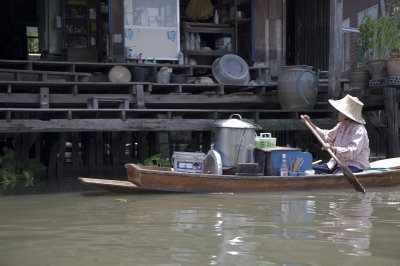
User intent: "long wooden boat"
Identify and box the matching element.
[124,164,400,193]
[78,163,400,194]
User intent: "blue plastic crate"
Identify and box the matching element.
[255,147,313,176]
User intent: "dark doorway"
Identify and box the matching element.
[286,0,329,70]
[0,0,38,60]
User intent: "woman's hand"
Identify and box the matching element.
[300,114,311,123]
[322,143,336,151]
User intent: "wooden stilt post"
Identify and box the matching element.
[48,139,59,189]
[202,131,212,153]
[71,132,80,179]
[191,131,201,152]
[88,133,96,178]
[137,132,149,163]
[13,133,22,161]
[57,133,67,188]
[383,87,400,157]
[119,131,127,176]
[96,132,104,178]
[34,136,41,161]
[112,132,120,178]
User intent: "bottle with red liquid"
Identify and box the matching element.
[280,153,288,176]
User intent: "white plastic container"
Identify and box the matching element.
[172,152,205,173]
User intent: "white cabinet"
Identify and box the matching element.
[124,0,180,60]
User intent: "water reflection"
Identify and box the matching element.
[271,194,374,256]
[325,196,373,255]
[0,189,399,265]
[273,196,316,240]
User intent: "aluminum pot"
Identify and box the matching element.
[213,114,256,168]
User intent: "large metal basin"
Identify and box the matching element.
[213,114,256,168]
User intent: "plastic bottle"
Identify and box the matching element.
[280,154,288,176]
[189,33,195,50]
[214,10,219,24]
[138,53,143,64]
[185,34,190,51]
[178,50,184,65]
[195,33,201,50]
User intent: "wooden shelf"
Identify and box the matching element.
[183,22,232,28]
[183,50,232,56]
[237,18,251,24]
[182,21,235,57]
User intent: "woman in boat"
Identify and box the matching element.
[301,94,370,174]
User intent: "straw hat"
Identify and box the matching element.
[328,94,366,124]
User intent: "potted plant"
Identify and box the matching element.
[359,10,400,79]
[347,30,370,89]
[385,2,400,76]
[386,44,400,76]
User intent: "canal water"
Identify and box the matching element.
[1,187,399,266]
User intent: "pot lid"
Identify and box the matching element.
[214,114,256,129]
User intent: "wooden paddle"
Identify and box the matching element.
[301,116,366,194]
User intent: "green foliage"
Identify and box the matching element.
[355,33,370,69]
[359,6,400,60]
[143,153,172,167]
[0,147,46,189]
[389,1,400,57]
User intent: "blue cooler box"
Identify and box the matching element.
[255,147,313,176]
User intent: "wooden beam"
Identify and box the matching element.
[0,118,337,132]
[254,0,268,63]
[110,0,124,63]
[268,0,284,76]
[328,0,343,99]
[0,93,279,106]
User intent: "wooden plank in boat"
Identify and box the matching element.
[370,157,400,169]
[78,177,169,193]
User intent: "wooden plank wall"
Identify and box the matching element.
[328,0,343,99]
[255,0,331,75]
[291,0,329,70]
[254,0,286,78]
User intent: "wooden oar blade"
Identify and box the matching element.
[338,163,366,194]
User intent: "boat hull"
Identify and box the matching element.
[125,164,400,193]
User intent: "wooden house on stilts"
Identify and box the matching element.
[0,0,398,190]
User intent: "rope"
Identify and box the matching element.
[296,69,319,105]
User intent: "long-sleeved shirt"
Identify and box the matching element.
[315,122,370,170]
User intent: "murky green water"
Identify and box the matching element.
[1,187,400,266]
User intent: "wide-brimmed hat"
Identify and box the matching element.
[328,94,366,124]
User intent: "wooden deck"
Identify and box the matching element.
[0,59,343,133]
